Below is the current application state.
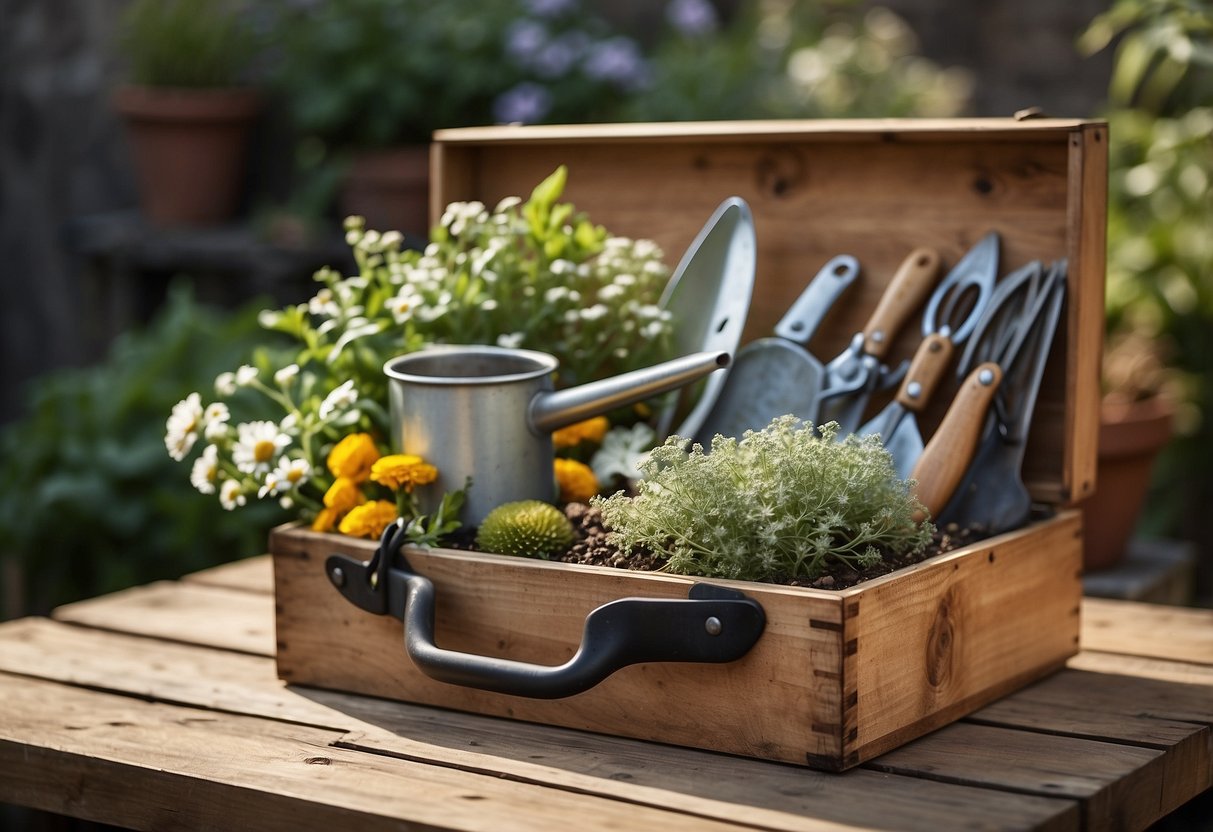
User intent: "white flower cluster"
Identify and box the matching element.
[165,362,364,513]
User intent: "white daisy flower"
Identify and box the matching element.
[309,287,339,317]
[273,364,300,386]
[214,372,237,396]
[202,402,231,440]
[497,332,525,349]
[260,457,310,499]
[235,365,259,387]
[165,392,203,461]
[232,421,291,475]
[318,379,358,420]
[219,479,246,510]
[190,445,220,494]
[580,304,610,321]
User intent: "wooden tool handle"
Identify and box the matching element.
[862,247,942,358]
[910,362,1002,522]
[894,333,954,412]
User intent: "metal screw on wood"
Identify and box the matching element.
[330,567,346,588]
[705,616,723,636]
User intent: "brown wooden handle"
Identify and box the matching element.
[910,362,1002,521]
[862,247,942,357]
[894,333,954,412]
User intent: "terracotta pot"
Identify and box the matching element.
[114,85,261,227]
[339,145,431,235]
[1081,395,1175,572]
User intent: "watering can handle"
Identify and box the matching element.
[325,526,766,700]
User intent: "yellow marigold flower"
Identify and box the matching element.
[551,416,610,449]
[339,500,398,539]
[554,457,599,503]
[326,432,380,483]
[324,476,366,514]
[371,454,439,492]
[311,507,339,533]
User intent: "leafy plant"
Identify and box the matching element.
[166,166,674,531]
[120,0,258,88]
[0,287,287,616]
[594,417,933,582]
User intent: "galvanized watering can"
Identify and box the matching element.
[385,345,731,525]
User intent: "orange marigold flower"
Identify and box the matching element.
[554,457,599,503]
[311,507,339,533]
[371,454,439,492]
[326,432,380,483]
[338,500,399,539]
[324,476,366,514]
[551,416,610,449]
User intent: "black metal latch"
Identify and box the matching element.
[326,523,767,699]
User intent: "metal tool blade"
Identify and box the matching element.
[655,198,757,442]
[692,255,859,444]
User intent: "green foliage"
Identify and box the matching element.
[263,0,646,150]
[0,287,287,616]
[475,500,576,559]
[594,417,933,582]
[623,2,972,121]
[120,0,258,88]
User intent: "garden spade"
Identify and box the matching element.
[692,254,860,444]
[655,198,757,442]
[909,362,1003,521]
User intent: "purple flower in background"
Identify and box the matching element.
[526,0,577,17]
[666,0,718,36]
[583,37,651,91]
[505,20,548,63]
[493,82,553,124]
[533,37,579,78]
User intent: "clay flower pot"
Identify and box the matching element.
[1081,394,1175,572]
[114,85,261,226]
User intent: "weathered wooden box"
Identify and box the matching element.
[273,119,1105,770]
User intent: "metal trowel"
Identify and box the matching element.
[692,255,860,444]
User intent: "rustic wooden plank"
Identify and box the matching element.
[1069,650,1213,685]
[1081,598,1213,665]
[53,581,275,657]
[0,673,759,832]
[0,618,1079,832]
[181,555,274,594]
[866,721,1194,832]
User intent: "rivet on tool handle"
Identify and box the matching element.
[910,362,1003,522]
[862,247,942,358]
[894,333,954,413]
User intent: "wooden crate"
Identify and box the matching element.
[273,119,1103,770]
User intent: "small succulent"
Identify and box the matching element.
[476,500,576,559]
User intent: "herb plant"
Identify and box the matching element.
[594,417,934,582]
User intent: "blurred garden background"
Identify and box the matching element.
[3,0,1212,616]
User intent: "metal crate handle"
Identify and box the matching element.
[325,523,766,700]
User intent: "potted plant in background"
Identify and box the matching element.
[113,0,261,226]
[1079,0,1213,580]
[263,0,651,237]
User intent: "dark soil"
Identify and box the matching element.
[554,503,988,590]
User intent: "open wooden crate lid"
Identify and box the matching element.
[431,118,1107,508]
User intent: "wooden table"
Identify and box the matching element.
[1,556,1210,831]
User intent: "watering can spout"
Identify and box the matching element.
[529,351,731,435]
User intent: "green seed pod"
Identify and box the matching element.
[475,500,575,560]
